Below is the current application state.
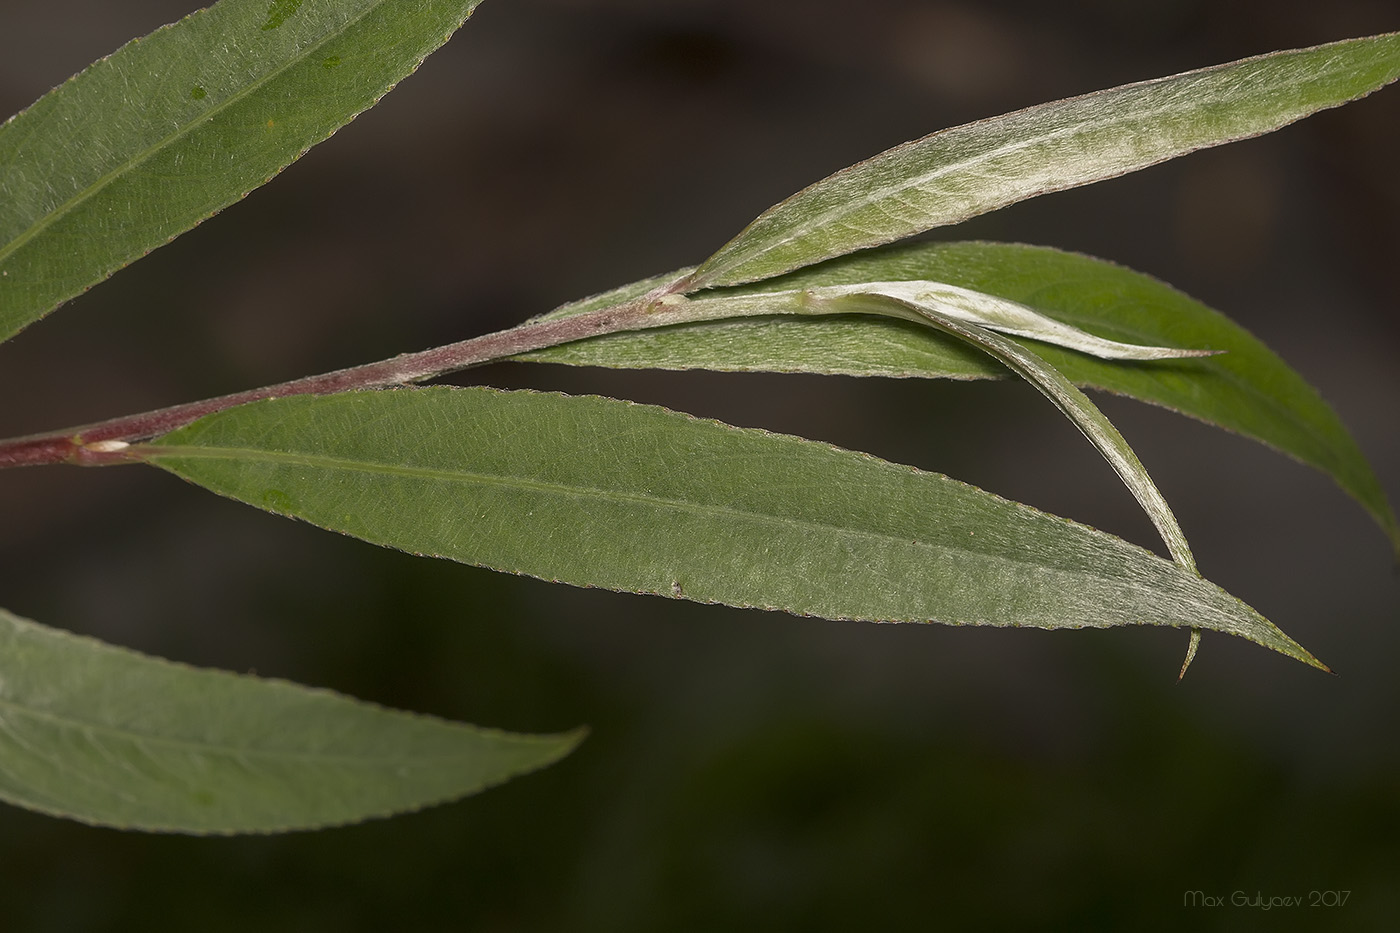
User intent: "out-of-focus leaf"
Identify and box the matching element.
[0,0,485,343]
[140,387,1324,668]
[519,241,1399,555]
[685,33,1400,289]
[0,606,581,833]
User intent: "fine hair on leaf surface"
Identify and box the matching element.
[2,7,1396,838]
[137,386,1323,671]
[522,241,1398,555]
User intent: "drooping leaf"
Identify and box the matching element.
[834,290,1210,678]
[532,278,1201,570]
[872,296,1202,674]
[791,281,1216,361]
[0,606,581,833]
[0,0,486,344]
[684,33,1400,289]
[818,291,1199,574]
[606,279,1214,362]
[139,387,1324,668]
[519,241,1399,555]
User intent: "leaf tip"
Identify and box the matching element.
[1280,637,1332,674]
[518,725,590,775]
[1176,628,1202,680]
[528,725,591,773]
[556,724,591,754]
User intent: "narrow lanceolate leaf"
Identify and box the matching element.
[530,277,1201,570]
[139,387,1324,668]
[625,279,1214,362]
[844,292,1208,679]
[0,0,485,344]
[0,607,581,833]
[825,291,1199,574]
[686,33,1400,289]
[520,241,1400,555]
[799,281,1215,361]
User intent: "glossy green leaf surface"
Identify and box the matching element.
[140,387,1322,668]
[0,606,580,833]
[521,241,1399,554]
[0,0,485,343]
[688,33,1400,288]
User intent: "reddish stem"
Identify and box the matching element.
[0,295,667,469]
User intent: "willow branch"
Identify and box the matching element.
[0,289,692,468]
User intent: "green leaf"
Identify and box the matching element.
[0,0,486,344]
[686,33,1400,289]
[821,291,1199,574]
[138,387,1324,669]
[833,291,1208,678]
[0,606,581,834]
[520,241,1400,555]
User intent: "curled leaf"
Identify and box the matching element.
[803,281,1215,361]
[817,290,1199,575]
[519,242,1399,556]
[650,280,1216,361]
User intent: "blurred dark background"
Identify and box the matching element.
[2,0,1398,929]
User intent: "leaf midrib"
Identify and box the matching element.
[646,305,1349,469]
[0,694,496,766]
[713,52,1315,279]
[144,440,1164,581]
[0,1,383,269]
[713,94,1176,275]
